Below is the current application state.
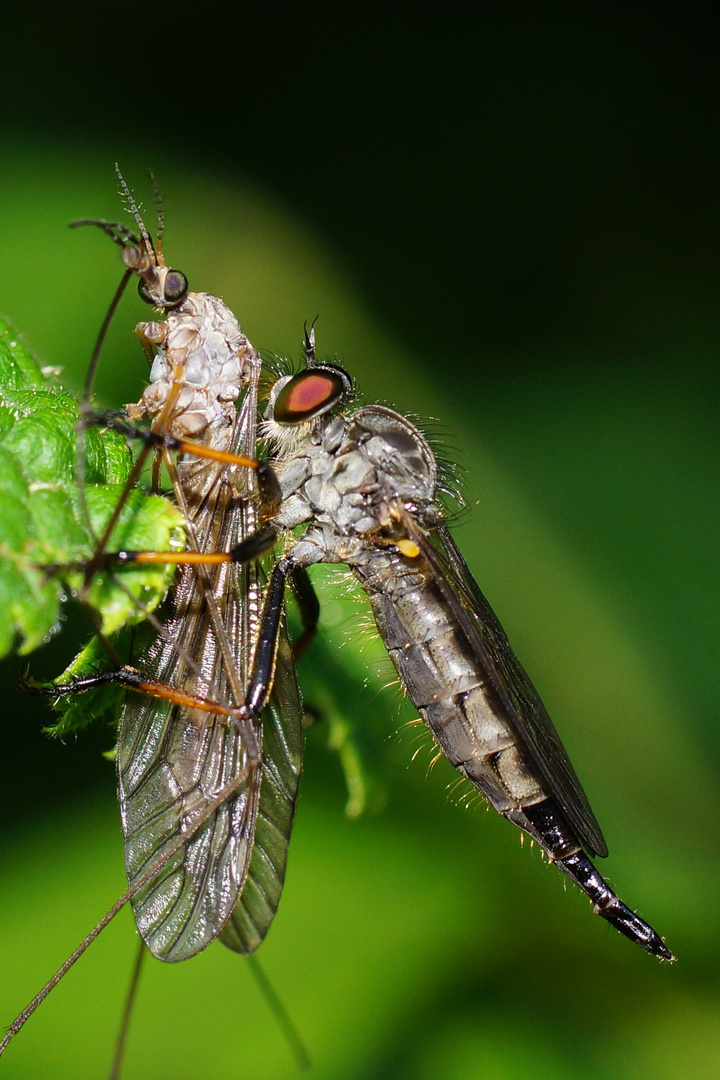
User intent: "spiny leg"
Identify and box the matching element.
[31,543,301,734]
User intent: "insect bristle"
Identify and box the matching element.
[402,723,439,772]
[409,738,433,766]
[443,780,484,818]
[428,749,445,771]
[260,352,297,390]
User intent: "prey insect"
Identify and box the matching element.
[73,183,306,963]
[1,177,307,1063]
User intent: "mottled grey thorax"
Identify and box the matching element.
[271,404,437,553]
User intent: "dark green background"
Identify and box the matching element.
[0,4,718,1078]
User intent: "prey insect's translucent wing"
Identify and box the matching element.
[118,683,261,961]
[117,379,270,961]
[221,621,304,954]
[400,509,608,858]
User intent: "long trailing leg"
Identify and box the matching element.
[0,752,260,1060]
[107,939,145,1080]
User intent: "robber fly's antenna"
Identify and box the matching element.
[115,163,155,262]
[302,316,319,367]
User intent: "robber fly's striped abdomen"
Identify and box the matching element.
[353,539,672,958]
[356,547,547,819]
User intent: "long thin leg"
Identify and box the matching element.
[246,555,300,715]
[42,525,280,576]
[33,547,302,730]
[82,411,282,510]
[246,954,311,1071]
[29,666,257,721]
[0,762,258,1059]
[108,939,145,1080]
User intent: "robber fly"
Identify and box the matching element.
[252,335,673,962]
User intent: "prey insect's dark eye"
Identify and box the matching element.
[273,367,350,425]
[163,269,188,306]
[137,269,189,308]
[137,279,156,305]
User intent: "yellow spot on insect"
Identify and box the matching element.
[396,539,421,558]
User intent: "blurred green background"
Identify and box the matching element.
[0,4,718,1078]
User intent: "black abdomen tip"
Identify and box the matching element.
[598,898,675,961]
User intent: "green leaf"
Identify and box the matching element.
[0,315,184,658]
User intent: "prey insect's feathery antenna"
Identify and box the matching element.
[115,163,158,264]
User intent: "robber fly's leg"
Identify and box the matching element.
[29,528,289,717]
[289,566,320,661]
[30,547,298,781]
[44,525,280,576]
[245,555,305,716]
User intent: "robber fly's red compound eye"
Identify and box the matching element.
[273,366,351,425]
